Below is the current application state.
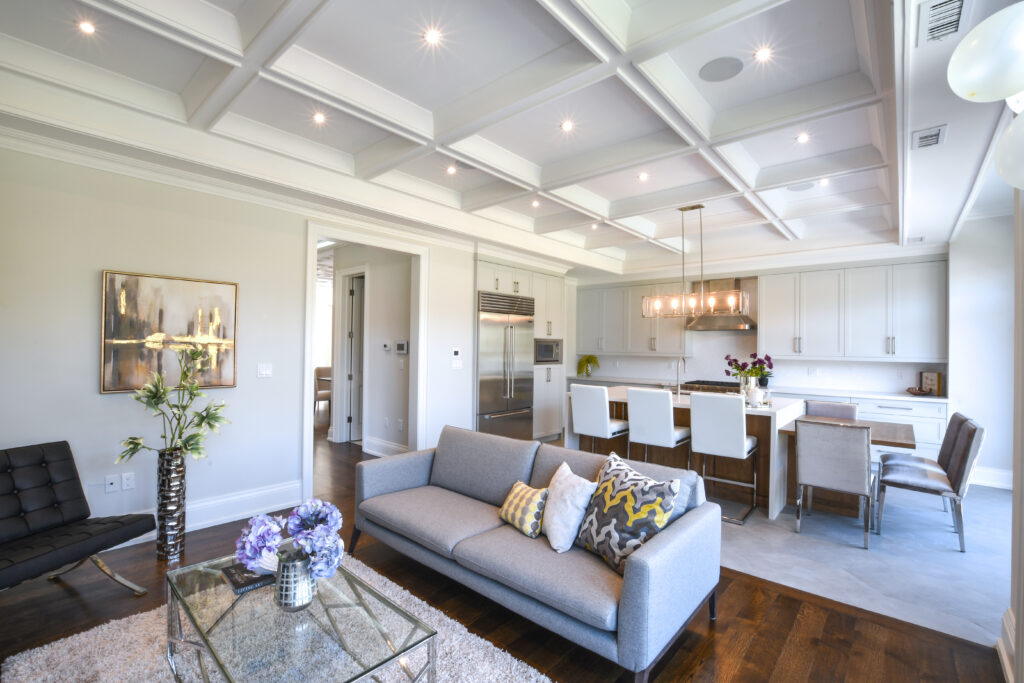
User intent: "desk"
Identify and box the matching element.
[778,415,917,517]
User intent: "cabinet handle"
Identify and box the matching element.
[877,405,913,411]
[547,321,552,336]
[650,336,656,351]
[494,278,499,290]
[891,336,896,355]
[546,367,551,383]
[794,337,799,353]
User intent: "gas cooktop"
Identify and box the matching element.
[678,380,741,393]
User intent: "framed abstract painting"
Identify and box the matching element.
[101,270,238,393]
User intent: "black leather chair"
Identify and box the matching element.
[0,441,155,595]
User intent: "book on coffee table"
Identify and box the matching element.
[220,562,275,595]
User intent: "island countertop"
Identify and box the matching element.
[600,385,805,419]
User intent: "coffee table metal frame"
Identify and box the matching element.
[165,555,436,683]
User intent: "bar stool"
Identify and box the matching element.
[626,387,691,467]
[803,400,858,513]
[570,384,628,453]
[690,392,758,525]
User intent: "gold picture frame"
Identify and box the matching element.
[101,270,238,393]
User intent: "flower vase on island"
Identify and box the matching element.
[725,353,774,407]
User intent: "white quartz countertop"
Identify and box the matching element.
[600,384,803,417]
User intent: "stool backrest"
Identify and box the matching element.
[805,400,857,419]
[795,420,872,496]
[938,412,970,471]
[690,392,747,458]
[946,419,985,498]
[570,384,613,440]
[627,388,675,448]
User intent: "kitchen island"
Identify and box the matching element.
[564,385,804,520]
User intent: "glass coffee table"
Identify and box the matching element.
[165,554,436,682]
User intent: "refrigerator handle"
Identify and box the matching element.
[501,325,509,399]
[509,325,515,399]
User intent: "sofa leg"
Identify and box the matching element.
[89,555,147,596]
[709,589,717,621]
[349,528,362,555]
[633,668,650,683]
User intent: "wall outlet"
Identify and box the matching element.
[397,418,404,432]
[104,475,119,493]
[257,362,273,378]
[121,471,135,491]
[399,358,405,370]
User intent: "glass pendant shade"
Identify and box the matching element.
[948,1,1024,103]
[642,289,750,319]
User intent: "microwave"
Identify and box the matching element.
[534,338,562,364]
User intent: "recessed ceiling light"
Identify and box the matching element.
[531,200,541,208]
[819,178,830,187]
[423,27,442,46]
[796,131,810,144]
[591,223,598,230]
[754,46,772,63]
[560,119,574,133]
[313,112,326,125]
[78,20,96,35]
[446,165,457,175]
[698,56,744,82]
[637,172,650,182]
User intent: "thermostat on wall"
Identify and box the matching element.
[395,340,408,355]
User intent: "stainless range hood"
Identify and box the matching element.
[685,278,757,331]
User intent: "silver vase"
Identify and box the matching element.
[156,449,186,562]
[275,556,317,612]
[739,376,762,407]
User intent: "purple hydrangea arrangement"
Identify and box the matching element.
[235,498,344,579]
[724,353,773,379]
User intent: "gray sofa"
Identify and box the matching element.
[350,426,721,682]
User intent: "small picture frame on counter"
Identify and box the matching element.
[920,371,942,396]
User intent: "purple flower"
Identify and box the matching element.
[725,354,732,361]
[740,362,749,370]
[287,498,343,537]
[765,354,772,362]
[750,353,757,359]
[236,514,284,572]
[724,369,730,376]
[767,360,774,369]
[295,525,343,579]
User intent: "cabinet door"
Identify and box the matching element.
[627,285,656,352]
[512,268,533,296]
[495,264,515,294]
[654,282,685,354]
[758,273,800,357]
[576,289,603,353]
[892,261,947,361]
[477,261,500,292]
[533,365,564,438]
[533,273,550,337]
[546,276,565,339]
[600,288,627,352]
[844,266,891,359]
[799,270,844,357]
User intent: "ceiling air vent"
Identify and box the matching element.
[911,125,947,149]
[918,0,966,45]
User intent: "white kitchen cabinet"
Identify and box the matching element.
[758,273,800,357]
[799,270,844,357]
[654,282,686,354]
[844,265,892,359]
[627,284,657,352]
[511,268,533,296]
[533,273,565,339]
[891,261,947,361]
[576,287,626,353]
[476,261,532,296]
[601,288,627,353]
[533,364,565,439]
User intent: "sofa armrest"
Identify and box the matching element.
[617,501,721,672]
[354,449,435,524]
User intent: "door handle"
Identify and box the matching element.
[484,408,531,419]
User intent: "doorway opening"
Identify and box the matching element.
[341,273,364,444]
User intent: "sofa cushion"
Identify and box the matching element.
[452,524,622,631]
[577,454,679,574]
[429,426,540,506]
[0,441,90,545]
[543,462,597,553]
[499,481,548,538]
[358,486,503,558]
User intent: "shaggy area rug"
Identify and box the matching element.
[2,557,551,683]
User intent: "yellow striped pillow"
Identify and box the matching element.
[499,481,548,538]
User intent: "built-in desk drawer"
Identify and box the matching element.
[773,393,852,404]
[851,398,946,419]
[857,413,945,445]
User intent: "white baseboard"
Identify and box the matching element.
[361,436,408,457]
[998,607,1015,683]
[111,480,303,549]
[972,466,1013,490]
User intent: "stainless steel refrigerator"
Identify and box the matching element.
[477,292,534,439]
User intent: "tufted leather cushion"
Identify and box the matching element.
[0,514,155,589]
[0,442,90,544]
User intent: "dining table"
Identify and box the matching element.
[778,414,917,517]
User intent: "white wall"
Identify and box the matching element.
[949,215,1015,478]
[0,148,305,527]
[312,276,333,368]
[333,244,412,454]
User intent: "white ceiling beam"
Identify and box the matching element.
[373,170,462,209]
[541,130,691,189]
[447,135,542,188]
[461,181,532,213]
[778,189,891,221]
[212,112,355,175]
[755,145,886,190]
[947,108,1013,243]
[534,211,597,234]
[609,179,738,219]
[354,136,432,180]
[549,185,611,218]
[585,231,645,250]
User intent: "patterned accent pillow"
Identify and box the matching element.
[576,453,680,574]
[499,481,548,538]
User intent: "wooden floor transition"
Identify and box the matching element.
[0,419,1002,681]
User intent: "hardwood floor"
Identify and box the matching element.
[0,421,1002,681]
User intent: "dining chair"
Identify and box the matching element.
[570,384,628,452]
[877,418,985,552]
[314,366,331,414]
[626,387,691,466]
[794,419,874,549]
[802,400,859,513]
[878,412,969,513]
[690,392,757,524]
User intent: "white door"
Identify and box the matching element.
[347,275,365,441]
[600,288,627,353]
[892,261,948,361]
[844,265,891,359]
[799,270,844,357]
[627,284,656,353]
[758,273,801,357]
[576,289,603,353]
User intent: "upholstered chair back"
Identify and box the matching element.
[805,400,858,420]
[795,420,872,497]
[938,412,970,471]
[570,384,615,440]
[0,441,90,544]
[690,392,748,458]
[626,388,676,448]
[946,420,985,497]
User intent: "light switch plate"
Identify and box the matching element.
[451,347,462,369]
[257,362,273,378]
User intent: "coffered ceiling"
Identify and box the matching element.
[0,0,1007,276]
